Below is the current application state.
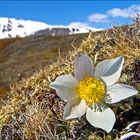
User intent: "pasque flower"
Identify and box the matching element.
[50,54,138,133]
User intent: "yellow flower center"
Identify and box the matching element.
[76,77,106,106]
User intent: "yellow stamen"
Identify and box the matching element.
[76,77,106,106]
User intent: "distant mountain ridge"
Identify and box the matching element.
[0,17,102,39]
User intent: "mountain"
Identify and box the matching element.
[0,17,49,39]
[0,17,102,39]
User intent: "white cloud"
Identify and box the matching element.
[68,22,88,27]
[88,13,108,23]
[108,4,140,18]
[88,4,140,23]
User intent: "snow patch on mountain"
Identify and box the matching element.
[0,17,103,39]
[0,17,50,39]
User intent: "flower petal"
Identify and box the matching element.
[120,132,140,140]
[106,84,138,104]
[95,56,124,86]
[86,104,115,133]
[50,75,79,101]
[125,122,140,131]
[74,54,94,81]
[63,99,87,120]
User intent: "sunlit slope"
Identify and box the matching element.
[0,34,88,96]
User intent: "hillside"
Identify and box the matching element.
[0,20,140,139]
[0,33,89,98]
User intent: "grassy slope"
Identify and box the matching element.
[0,34,88,98]
[0,23,140,139]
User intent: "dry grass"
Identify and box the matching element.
[0,34,88,99]
[0,17,140,139]
[0,37,21,51]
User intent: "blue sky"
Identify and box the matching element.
[0,1,140,29]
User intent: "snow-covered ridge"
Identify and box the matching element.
[0,17,102,39]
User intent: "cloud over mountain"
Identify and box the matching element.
[88,4,140,23]
[108,4,140,18]
[88,13,108,23]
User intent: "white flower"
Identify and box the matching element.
[50,54,138,133]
